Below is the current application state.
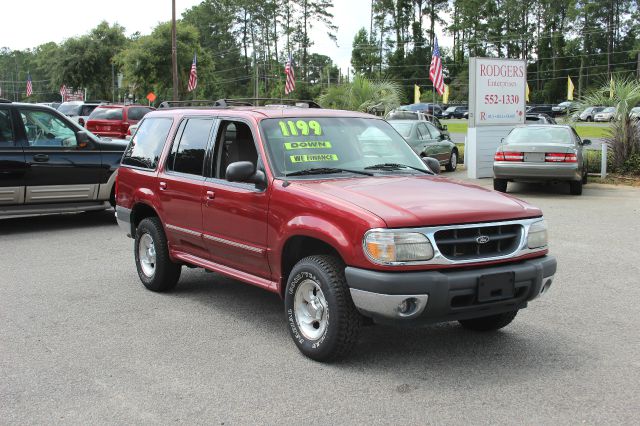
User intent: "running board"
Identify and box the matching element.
[171,251,279,293]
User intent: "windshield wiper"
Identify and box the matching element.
[364,163,433,174]
[284,167,373,177]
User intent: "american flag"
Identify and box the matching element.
[60,84,67,101]
[187,53,198,92]
[26,73,33,97]
[429,37,445,96]
[284,55,295,95]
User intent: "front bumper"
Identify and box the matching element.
[345,256,556,325]
[494,162,580,181]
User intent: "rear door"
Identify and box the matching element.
[157,116,214,260]
[18,107,103,204]
[0,106,27,206]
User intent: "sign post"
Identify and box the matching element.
[467,58,526,178]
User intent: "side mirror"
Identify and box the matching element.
[226,161,267,189]
[76,131,90,148]
[422,157,441,175]
[582,139,592,146]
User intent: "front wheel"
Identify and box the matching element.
[445,150,458,172]
[284,255,362,362]
[134,217,181,292]
[459,310,518,331]
[493,178,508,192]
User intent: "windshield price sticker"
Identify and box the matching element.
[290,154,339,163]
[279,120,322,137]
[284,141,332,150]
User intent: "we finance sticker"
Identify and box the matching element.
[290,154,339,163]
[284,141,332,150]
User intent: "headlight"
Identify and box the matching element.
[527,219,548,249]
[364,231,434,264]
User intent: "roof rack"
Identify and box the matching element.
[157,98,322,109]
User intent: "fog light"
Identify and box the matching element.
[397,297,418,316]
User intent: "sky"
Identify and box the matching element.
[0,0,449,74]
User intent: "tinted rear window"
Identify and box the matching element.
[121,118,173,169]
[90,107,123,120]
[127,107,154,121]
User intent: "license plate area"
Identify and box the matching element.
[477,272,515,303]
[524,152,545,162]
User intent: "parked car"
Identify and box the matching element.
[551,101,575,116]
[630,107,640,121]
[86,104,155,139]
[493,125,590,195]
[400,103,444,118]
[0,100,127,217]
[526,105,555,116]
[37,102,61,110]
[594,107,617,122]
[441,105,468,119]
[388,119,459,171]
[115,104,557,361]
[125,123,139,140]
[57,100,107,127]
[577,106,605,122]
[385,109,451,139]
[525,113,557,124]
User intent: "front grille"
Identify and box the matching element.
[434,224,522,261]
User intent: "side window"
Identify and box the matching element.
[417,123,429,141]
[0,108,15,147]
[166,118,213,176]
[214,121,258,180]
[19,109,77,148]
[425,122,440,139]
[415,125,423,141]
[122,117,173,169]
[127,107,154,121]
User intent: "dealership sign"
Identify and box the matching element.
[468,58,526,127]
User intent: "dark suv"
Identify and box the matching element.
[0,100,127,217]
[116,104,556,361]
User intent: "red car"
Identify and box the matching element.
[86,104,154,139]
[115,104,556,361]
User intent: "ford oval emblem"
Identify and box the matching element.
[476,235,490,244]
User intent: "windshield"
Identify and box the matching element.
[58,104,82,116]
[260,117,427,177]
[507,127,573,145]
[388,122,413,137]
[445,107,456,112]
[602,107,615,113]
[631,107,640,113]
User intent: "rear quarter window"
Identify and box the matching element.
[121,117,173,169]
[127,107,154,121]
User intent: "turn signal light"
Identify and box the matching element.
[545,153,577,163]
[495,151,523,161]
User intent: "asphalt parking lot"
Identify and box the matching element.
[1,175,639,424]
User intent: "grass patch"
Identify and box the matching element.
[443,120,611,139]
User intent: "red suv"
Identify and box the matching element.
[86,104,154,139]
[115,105,557,361]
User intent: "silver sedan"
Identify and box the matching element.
[493,125,591,195]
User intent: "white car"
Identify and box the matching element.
[630,107,640,121]
[594,107,616,122]
[57,101,106,127]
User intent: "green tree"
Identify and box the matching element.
[317,74,402,114]
[351,28,378,77]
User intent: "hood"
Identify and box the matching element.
[290,175,541,228]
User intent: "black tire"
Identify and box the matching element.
[582,170,588,184]
[459,310,518,331]
[569,179,583,195]
[587,116,593,122]
[134,217,181,292]
[284,255,362,362]
[493,178,508,192]
[445,149,458,172]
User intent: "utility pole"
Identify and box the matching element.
[171,0,178,101]
[253,50,258,103]
[637,52,640,80]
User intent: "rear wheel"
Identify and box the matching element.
[459,310,518,331]
[445,150,458,172]
[587,116,593,122]
[493,178,508,192]
[134,217,181,292]
[569,179,583,196]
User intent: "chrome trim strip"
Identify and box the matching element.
[349,289,429,319]
[363,217,546,266]
[0,186,24,204]
[203,233,265,254]
[165,224,202,237]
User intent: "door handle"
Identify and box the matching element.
[159,181,167,191]
[205,190,215,200]
[33,154,49,162]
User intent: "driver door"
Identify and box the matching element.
[18,108,103,204]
